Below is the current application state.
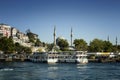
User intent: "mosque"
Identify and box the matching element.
[52,26,75,52]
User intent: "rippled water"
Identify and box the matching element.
[0,62,120,80]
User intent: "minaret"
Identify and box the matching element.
[53,26,56,46]
[116,36,117,47]
[107,35,109,42]
[70,27,73,46]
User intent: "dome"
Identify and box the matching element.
[56,36,65,40]
[56,36,65,44]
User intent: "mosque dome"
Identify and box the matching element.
[56,36,65,44]
[56,36,65,40]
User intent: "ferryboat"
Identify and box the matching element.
[29,52,47,63]
[29,51,88,64]
[29,52,58,63]
[47,52,58,63]
[58,51,88,64]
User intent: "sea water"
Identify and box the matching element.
[0,62,120,80]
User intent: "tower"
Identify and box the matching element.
[116,36,117,47]
[53,26,56,46]
[107,35,109,42]
[70,27,73,46]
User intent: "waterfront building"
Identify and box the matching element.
[11,27,20,43]
[11,27,18,38]
[0,24,44,53]
[0,24,11,38]
[11,27,30,47]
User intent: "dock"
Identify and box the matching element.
[0,54,29,62]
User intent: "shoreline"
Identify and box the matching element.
[0,58,120,63]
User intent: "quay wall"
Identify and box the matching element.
[0,53,120,63]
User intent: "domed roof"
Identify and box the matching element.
[57,36,65,40]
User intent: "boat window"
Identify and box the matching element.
[52,57,54,59]
[55,57,57,58]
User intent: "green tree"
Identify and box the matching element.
[0,37,15,53]
[89,39,104,52]
[35,39,42,47]
[15,42,24,53]
[117,45,120,52]
[26,29,37,43]
[26,29,43,47]
[23,47,32,54]
[46,43,54,51]
[103,41,113,52]
[27,32,35,43]
[73,39,88,51]
[113,44,120,53]
[15,42,32,54]
[57,39,69,51]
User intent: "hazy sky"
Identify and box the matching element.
[0,0,120,45]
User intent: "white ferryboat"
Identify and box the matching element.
[58,51,88,64]
[29,52,47,63]
[30,51,88,64]
[47,52,58,63]
[29,52,58,63]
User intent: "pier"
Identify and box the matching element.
[0,54,29,62]
[87,53,120,63]
[0,52,120,63]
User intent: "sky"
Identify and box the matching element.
[0,0,120,45]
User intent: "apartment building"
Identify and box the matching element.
[0,24,30,47]
[0,24,11,38]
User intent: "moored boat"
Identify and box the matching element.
[58,51,88,64]
[29,52,47,63]
[29,51,88,64]
[47,52,58,63]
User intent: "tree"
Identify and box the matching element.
[117,45,120,52]
[27,32,36,43]
[26,29,43,47]
[73,39,88,51]
[46,43,54,51]
[15,42,32,54]
[57,39,69,51]
[103,41,113,52]
[23,47,32,54]
[0,37,15,53]
[35,39,42,47]
[89,39,104,52]
[26,29,36,43]
[15,42,21,53]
